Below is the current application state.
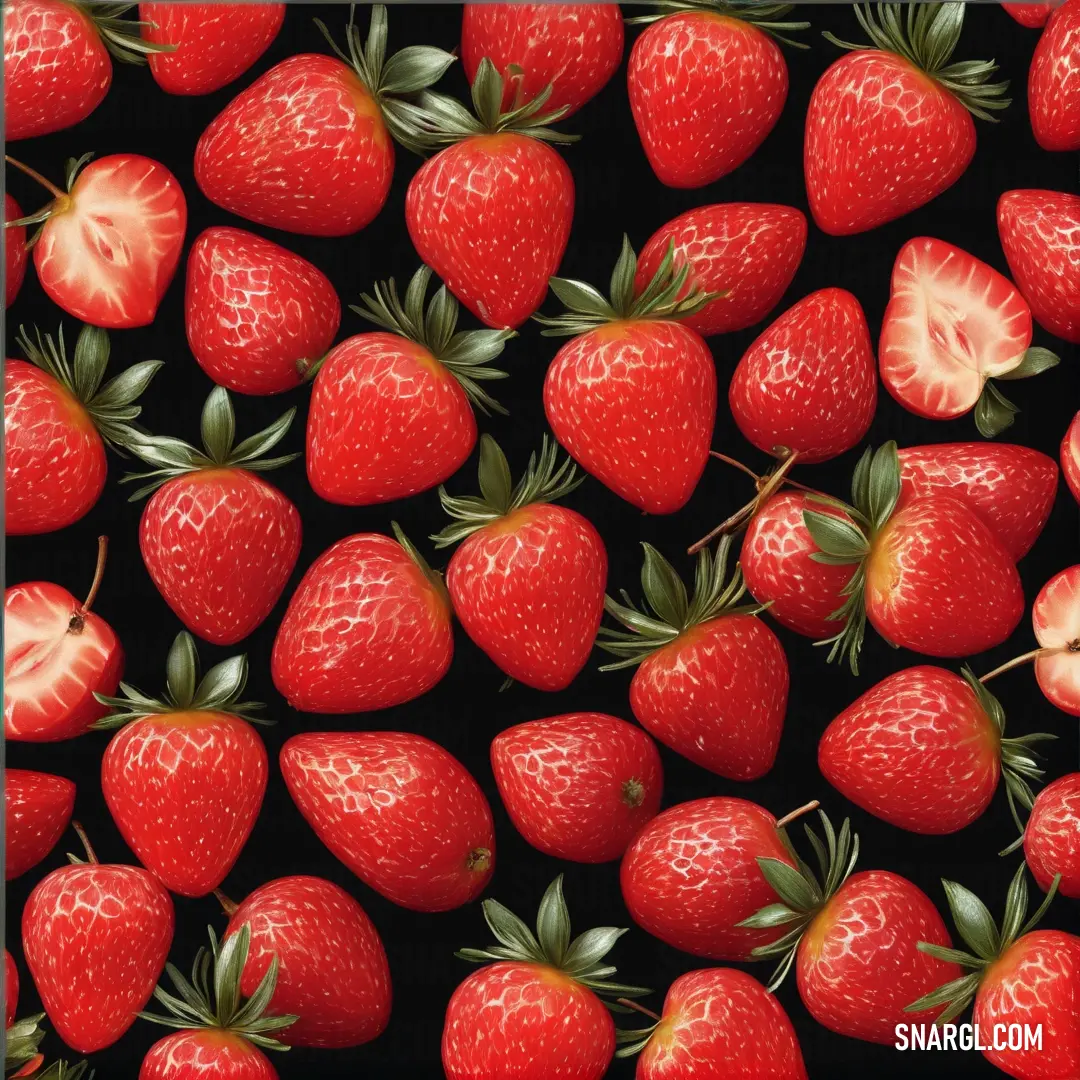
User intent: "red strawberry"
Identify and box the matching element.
[803,442,1024,673]
[5,193,27,308]
[185,226,340,396]
[1005,2,1060,26]
[138,925,296,1080]
[490,712,663,863]
[281,731,494,912]
[8,154,186,329]
[998,189,1080,344]
[620,796,803,960]
[819,665,1051,835]
[96,632,268,898]
[897,442,1059,560]
[5,768,76,880]
[141,2,285,95]
[222,876,391,1048]
[5,949,17,1026]
[5,536,123,741]
[805,4,1009,235]
[908,863,1079,1078]
[1065,411,1080,503]
[271,526,452,713]
[1029,0,1080,151]
[307,265,511,505]
[743,812,961,1043]
[4,0,167,141]
[880,237,1059,436]
[433,436,606,690]
[5,323,161,535]
[623,968,807,1080]
[730,288,877,463]
[22,825,174,1052]
[405,60,575,329]
[538,237,716,513]
[1024,773,1080,898]
[195,7,453,236]
[127,387,301,646]
[1031,563,1080,717]
[443,876,648,1080]
[627,7,807,188]
[461,3,623,118]
[599,537,788,781]
[634,203,807,337]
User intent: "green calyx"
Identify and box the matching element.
[15,322,162,450]
[737,810,860,991]
[905,862,1062,1025]
[974,347,1060,438]
[92,631,265,730]
[5,1013,45,1075]
[315,4,456,153]
[457,875,651,1011]
[533,235,722,337]
[77,2,175,64]
[349,264,514,416]
[627,0,810,47]
[825,3,1010,122]
[121,385,298,501]
[391,521,451,612]
[597,534,765,670]
[431,434,583,548]
[139,925,297,1051]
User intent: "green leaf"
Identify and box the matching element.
[470,57,504,129]
[535,876,572,966]
[200,386,236,463]
[165,632,198,707]
[608,235,637,317]
[867,441,901,530]
[1018,872,1060,938]
[546,276,614,318]
[482,899,542,960]
[736,902,805,929]
[1000,861,1028,947]
[802,510,869,560]
[639,544,689,629]
[92,359,163,409]
[193,655,248,711]
[996,346,1060,381]
[904,971,981,1015]
[974,380,1019,437]
[379,44,456,96]
[477,435,513,513]
[70,323,110,401]
[562,927,625,974]
[942,879,1001,961]
[756,857,822,912]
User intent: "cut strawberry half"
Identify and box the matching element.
[1062,411,1080,504]
[1032,564,1080,716]
[880,237,1058,436]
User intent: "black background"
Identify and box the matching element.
[4,3,1079,1077]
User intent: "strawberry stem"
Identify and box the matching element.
[776,799,821,830]
[71,821,99,865]
[616,998,662,1022]
[4,156,67,201]
[213,888,239,917]
[979,647,1060,683]
[81,536,109,613]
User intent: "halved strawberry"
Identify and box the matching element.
[308,265,511,505]
[634,203,807,337]
[1029,0,1080,152]
[537,237,716,514]
[1064,412,1080,503]
[880,237,1059,436]
[185,226,340,396]
[5,193,27,308]
[5,536,123,742]
[1023,773,1080,898]
[1004,2,1060,26]
[1031,564,1080,717]
[5,768,76,880]
[8,154,186,329]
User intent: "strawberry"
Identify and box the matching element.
[5,193,28,308]
[5,536,123,741]
[140,2,285,95]
[195,6,454,237]
[5,949,16,1026]
[22,824,174,1052]
[730,288,877,463]
[307,265,511,505]
[138,925,296,1080]
[1004,2,1060,26]
[806,3,1009,235]
[5,768,76,880]
[461,3,624,118]
[998,189,1080,344]
[5,323,160,535]
[1028,0,1080,151]
[8,154,186,329]
[95,632,268,898]
[742,811,961,1043]
[4,0,167,141]
[432,436,606,690]
[490,712,663,863]
[897,442,1059,560]
[819,665,1052,835]
[880,237,1059,436]
[907,863,1079,1078]
[271,525,452,713]
[634,203,807,337]
[185,226,341,396]
[598,537,788,782]
[281,731,494,912]
[803,442,1024,673]
[444,875,649,1080]
[1031,563,1080,717]
[125,387,301,646]
[619,968,808,1080]
[620,795,805,960]
[1023,773,1080,898]
[1065,411,1080,503]
[627,4,808,188]
[537,237,716,513]
[405,60,575,330]
[222,876,391,1048]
